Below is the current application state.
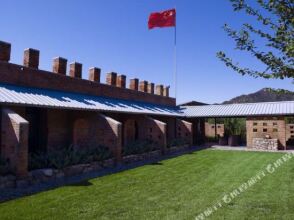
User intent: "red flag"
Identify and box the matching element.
[148,9,176,29]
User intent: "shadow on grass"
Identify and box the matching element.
[67,180,93,187]
[149,162,163,165]
[0,146,209,203]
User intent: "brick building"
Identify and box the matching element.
[286,124,294,141]
[0,40,294,178]
[204,122,224,138]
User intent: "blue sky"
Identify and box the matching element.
[1,0,292,104]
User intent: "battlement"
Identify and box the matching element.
[0,40,175,106]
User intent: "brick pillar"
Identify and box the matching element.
[176,119,193,146]
[0,41,11,62]
[23,48,40,69]
[53,57,67,75]
[163,86,170,97]
[139,81,148,92]
[1,108,29,177]
[129,78,139,90]
[156,85,164,96]
[89,67,101,82]
[69,62,82,78]
[143,117,167,154]
[98,114,122,163]
[106,72,117,86]
[147,83,155,94]
[117,75,126,88]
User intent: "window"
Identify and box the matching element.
[253,128,258,132]
[263,128,267,132]
[290,126,294,129]
[273,122,278,126]
[211,126,215,129]
[253,122,258,126]
[273,128,278,132]
[217,126,221,128]
[263,123,267,126]
[291,131,294,134]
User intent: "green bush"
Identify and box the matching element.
[29,145,112,170]
[205,136,218,143]
[123,140,158,156]
[167,138,189,148]
[0,157,10,175]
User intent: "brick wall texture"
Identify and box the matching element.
[1,108,29,177]
[176,119,193,146]
[205,122,224,138]
[246,117,286,149]
[286,124,294,142]
[0,62,175,106]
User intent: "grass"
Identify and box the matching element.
[0,149,293,220]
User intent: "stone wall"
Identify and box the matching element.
[252,138,278,150]
[246,117,286,149]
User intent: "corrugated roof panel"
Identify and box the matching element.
[1,83,293,118]
[182,101,294,117]
[0,83,182,116]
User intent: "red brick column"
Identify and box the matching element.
[144,117,167,154]
[97,114,122,163]
[1,108,29,177]
[176,119,193,146]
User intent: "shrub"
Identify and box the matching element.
[0,158,10,175]
[123,140,158,156]
[167,138,189,148]
[29,145,112,170]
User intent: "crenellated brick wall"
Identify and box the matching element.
[0,41,175,107]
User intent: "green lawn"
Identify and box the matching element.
[0,149,293,220]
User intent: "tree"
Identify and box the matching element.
[217,0,294,83]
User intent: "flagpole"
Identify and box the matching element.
[174,10,177,99]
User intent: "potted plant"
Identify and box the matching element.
[218,135,228,145]
[224,118,246,146]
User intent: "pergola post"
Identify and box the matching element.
[214,118,217,142]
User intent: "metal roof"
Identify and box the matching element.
[0,83,183,116]
[0,83,293,118]
[182,101,294,118]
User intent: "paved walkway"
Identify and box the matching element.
[211,145,294,153]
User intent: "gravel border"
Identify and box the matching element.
[211,145,294,153]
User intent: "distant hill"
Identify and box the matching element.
[222,88,294,104]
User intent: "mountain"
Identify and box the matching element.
[222,88,294,104]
